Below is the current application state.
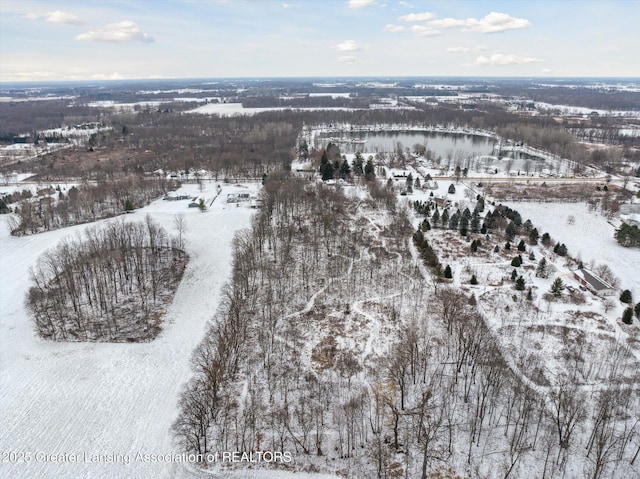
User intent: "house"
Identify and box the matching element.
[226,192,251,203]
[573,268,616,296]
[164,191,190,201]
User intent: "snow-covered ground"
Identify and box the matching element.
[0,183,267,479]
[188,103,358,116]
[504,201,640,299]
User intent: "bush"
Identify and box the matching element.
[620,289,633,304]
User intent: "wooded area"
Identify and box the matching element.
[27,216,187,341]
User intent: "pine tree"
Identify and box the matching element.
[517,239,526,251]
[516,276,526,291]
[448,184,456,194]
[493,245,499,253]
[470,274,478,285]
[124,199,134,212]
[620,289,633,304]
[505,241,511,250]
[536,257,549,278]
[505,221,517,241]
[529,251,535,261]
[529,228,539,245]
[541,232,552,247]
[432,209,440,225]
[364,158,375,180]
[441,209,450,228]
[526,288,533,301]
[444,265,453,279]
[622,307,634,324]
[459,216,469,236]
[550,277,565,297]
[511,269,518,280]
[635,302,640,319]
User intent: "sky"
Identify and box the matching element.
[1,0,639,82]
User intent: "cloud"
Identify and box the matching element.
[281,3,297,8]
[429,12,530,33]
[475,53,542,66]
[334,40,361,51]
[464,12,531,33]
[447,45,487,53]
[46,10,84,25]
[398,1,413,8]
[384,24,406,33]
[411,25,440,37]
[25,10,84,25]
[428,18,466,29]
[348,0,376,8]
[75,21,154,43]
[399,12,435,22]
[338,56,357,63]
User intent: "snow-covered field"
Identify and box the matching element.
[505,201,640,299]
[0,183,262,479]
[188,103,358,116]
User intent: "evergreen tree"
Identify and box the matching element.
[529,227,539,245]
[536,257,549,278]
[526,288,533,301]
[550,277,565,297]
[505,241,511,250]
[529,251,535,261]
[470,211,480,233]
[505,221,517,241]
[517,239,526,251]
[124,199,134,212]
[635,302,640,319]
[459,215,469,236]
[444,264,453,279]
[339,159,351,179]
[320,151,334,180]
[493,245,499,253]
[406,173,414,193]
[432,208,440,225]
[475,196,485,213]
[470,274,478,285]
[511,256,522,267]
[481,223,487,234]
[448,183,456,194]
[421,219,431,231]
[622,307,634,324]
[511,269,518,280]
[620,289,633,304]
[615,223,640,247]
[516,276,526,291]
[352,152,364,176]
[441,209,450,228]
[364,158,375,180]
[414,177,421,189]
[541,232,552,247]
[470,240,478,253]
[448,212,460,230]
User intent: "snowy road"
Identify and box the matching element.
[0,185,255,479]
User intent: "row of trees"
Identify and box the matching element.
[8,175,176,235]
[26,216,187,341]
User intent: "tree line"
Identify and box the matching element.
[8,174,176,236]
